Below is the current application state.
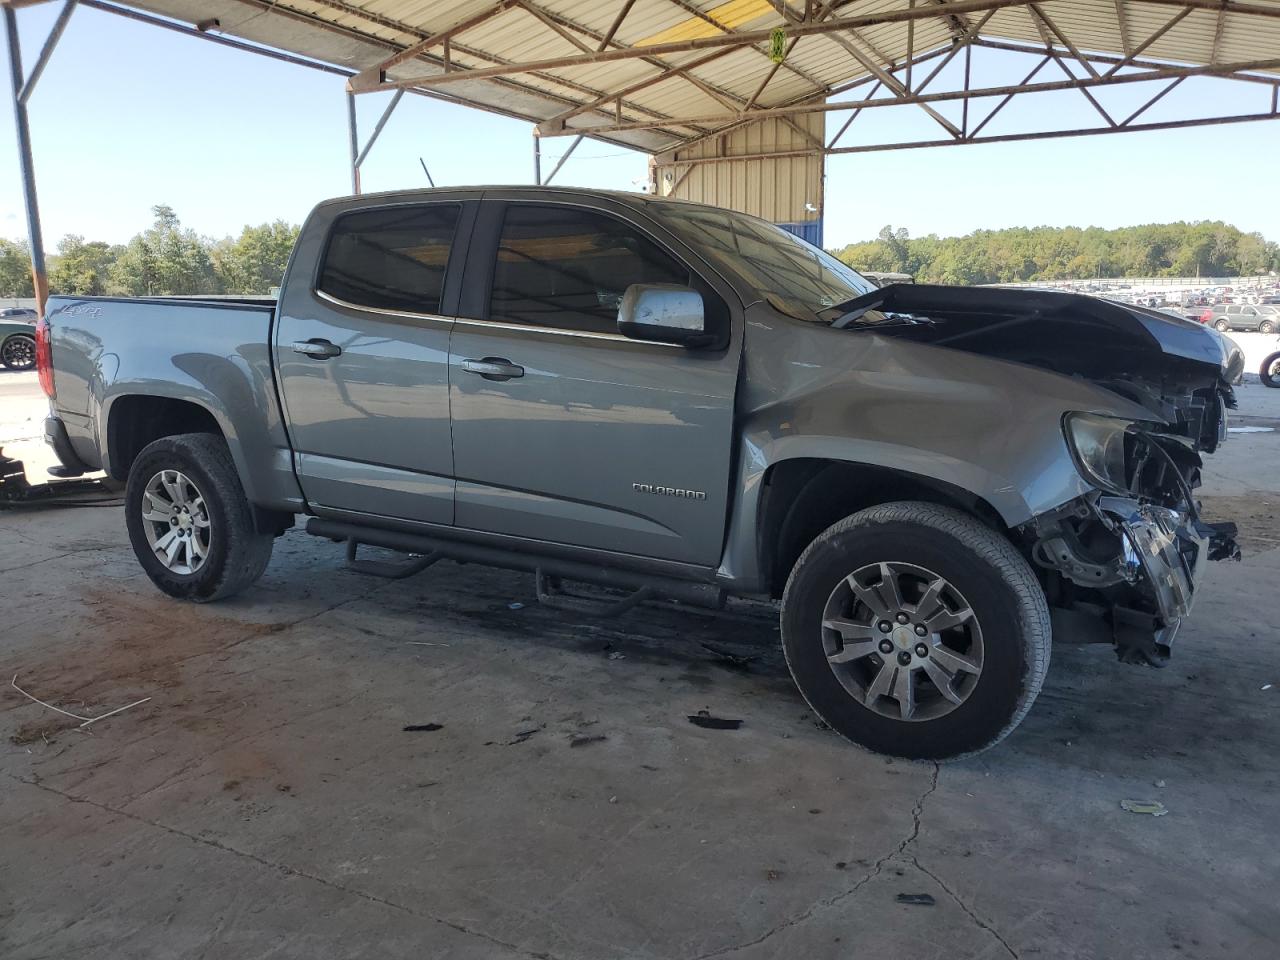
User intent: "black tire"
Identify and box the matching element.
[1,333,35,370]
[1262,352,1280,389]
[1214,319,1230,332]
[1259,320,1275,335]
[780,502,1051,760]
[125,433,273,602]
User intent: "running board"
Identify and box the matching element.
[345,537,443,579]
[305,517,725,612]
[535,569,657,618]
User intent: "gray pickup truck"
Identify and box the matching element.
[39,186,1242,759]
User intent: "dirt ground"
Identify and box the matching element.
[2,377,1278,959]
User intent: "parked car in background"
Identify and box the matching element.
[1200,304,1279,333]
[0,308,37,370]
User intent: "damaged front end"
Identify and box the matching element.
[1027,423,1239,666]
[831,284,1246,665]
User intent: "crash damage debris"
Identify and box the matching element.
[569,733,607,748]
[896,893,937,906]
[1120,799,1169,816]
[688,710,743,730]
[700,642,760,671]
[403,723,444,732]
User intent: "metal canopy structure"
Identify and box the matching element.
[113,0,1280,158]
[5,0,1280,310]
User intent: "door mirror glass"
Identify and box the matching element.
[617,284,710,347]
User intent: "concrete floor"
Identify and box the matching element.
[2,374,1279,959]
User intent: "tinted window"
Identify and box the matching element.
[489,205,688,334]
[319,204,460,314]
[652,203,873,322]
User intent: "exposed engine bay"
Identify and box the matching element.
[832,284,1245,665]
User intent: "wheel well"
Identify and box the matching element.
[106,395,223,481]
[757,459,1008,598]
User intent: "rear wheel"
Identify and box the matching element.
[780,502,1050,760]
[1214,319,1231,332]
[125,433,273,602]
[1,333,35,370]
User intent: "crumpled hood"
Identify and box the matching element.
[843,283,1237,373]
[834,284,1239,451]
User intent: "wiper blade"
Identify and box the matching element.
[827,288,888,328]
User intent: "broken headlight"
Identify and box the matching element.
[1063,413,1145,495]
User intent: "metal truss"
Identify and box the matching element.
[343,0,1280,160]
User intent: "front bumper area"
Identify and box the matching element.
[1099,496,1206,622]
[1096,496,1239,664]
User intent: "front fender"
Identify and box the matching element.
[716,309,1155,590]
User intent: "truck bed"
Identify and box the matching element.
[45,294,301,512]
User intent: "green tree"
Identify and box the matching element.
[212,220,299,294]
[0,238,34,298]
[831,221,1280,284]
[49,235,120,295]
[107,204,219,296]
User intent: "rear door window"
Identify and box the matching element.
[488,204,688,334]
[319,204,461,314]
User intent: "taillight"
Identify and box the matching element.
[35,315,54,398]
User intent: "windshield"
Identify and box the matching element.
[652,203,874,321]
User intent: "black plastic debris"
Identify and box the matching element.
[700,642,760,671]
[896,893,936,906]
[688,710,742,730]
[403,723,444,732]
[569,733,607,748]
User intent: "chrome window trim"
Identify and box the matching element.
[316,289,681,349]
[452,314,681,348]
[314,289,452,325]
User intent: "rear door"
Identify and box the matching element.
[446,196,741,567]
[274,195,477,524]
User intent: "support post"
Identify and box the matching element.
[4,6,49,316]
[354,88,404,169]
[533,131,541,185]
[347,90,360,195]
[542,134,583,186]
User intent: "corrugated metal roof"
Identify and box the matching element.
[122,0,1280,153]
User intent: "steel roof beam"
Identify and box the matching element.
[663,0,830,93]
[546,54,1280,135]
[1102,6,1195,77]
[970,36,1280,86]
[656,105,1279,163]
[351,0,1043,93]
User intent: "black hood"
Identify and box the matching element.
[837,284,1238,376]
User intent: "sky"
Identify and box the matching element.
[1,3,1278,252]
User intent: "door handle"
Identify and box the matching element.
[461,357,524,381]
[292,338,342,359]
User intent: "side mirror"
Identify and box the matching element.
[617,283,711,347]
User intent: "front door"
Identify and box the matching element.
[274,197,476,524]
[447,198,740,567]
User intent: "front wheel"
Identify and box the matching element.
[125,433,273,602]
[1262,351,1280,388]
[1259,320,1276,334]
[1,333,35,370]
[780,502,1051,760]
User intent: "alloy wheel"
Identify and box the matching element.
[821,561,984,722]
[2,336,34,369]
[141,469,212,574]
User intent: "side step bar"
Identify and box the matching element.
[305,517,725,611]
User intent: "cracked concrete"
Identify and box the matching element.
[2,378,1279,958]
